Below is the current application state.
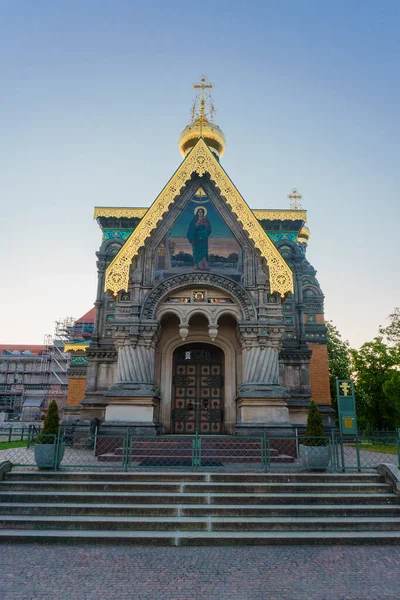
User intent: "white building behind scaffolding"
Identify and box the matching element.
[0,317,75,421]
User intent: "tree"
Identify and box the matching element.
[325,321,352,419]
[351,337,400,430]
[379,307,400,344]
[303,400,328,446]
[382,371,400,427]
[37,400,60,444]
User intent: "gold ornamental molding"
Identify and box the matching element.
[253,209,307,221]
[95,206,306,222]
[105,139,294,297]
[94,207,148,219]
[64,343,90,353]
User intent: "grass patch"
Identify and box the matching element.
[0,440,29,450]
[357,443,398,455]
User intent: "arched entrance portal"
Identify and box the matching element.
[171,343,224,434]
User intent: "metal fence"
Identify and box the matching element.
[1,429,399,472]
[0,424,41,444]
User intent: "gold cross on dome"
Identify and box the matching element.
[287,188,303,210]
[193,76,214,101]
[192,76,215,135]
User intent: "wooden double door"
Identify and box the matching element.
[171,343,224,434]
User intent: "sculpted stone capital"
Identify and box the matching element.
[96,259,107,272]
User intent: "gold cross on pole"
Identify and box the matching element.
[193,76,213,136]
[287,188,303,210]
[340,382,351,396]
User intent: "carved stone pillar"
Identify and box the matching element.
[239,325,284,388]
[104,321,160,434]
[236,323,292,436]
[242,345,280,385]
[94,255,107,338]
[279,347,312,427]
[116,339,156,388]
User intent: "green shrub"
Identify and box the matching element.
[36,400,60,444]
[302,400,328,446]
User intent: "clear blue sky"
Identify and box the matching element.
[1,1,399,348]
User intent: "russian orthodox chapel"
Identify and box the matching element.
[67,78,333,435]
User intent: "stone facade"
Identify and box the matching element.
[66,98,330,435]
[71,157,332,435]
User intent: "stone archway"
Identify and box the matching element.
[145,275,247,435]
[141,272,257,321]
[155,329,238,435]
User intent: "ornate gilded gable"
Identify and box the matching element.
[104,139,293,297]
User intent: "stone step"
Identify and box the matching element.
[0,481,392,494]
[0,491,207,505]
[2,514,400,532]
[2,528,400,545]
[211,516,400,532]
[103,447,275,456]
[5,471,384,484]
[0,490,398,505]
[184,483,391,493]
[1,469,397,546]
[2,502,399,518]
[210,473,385,483]
[182,504,400,517]
[207,492,400,505]
[0,515,207,531]
[94,456,259,466]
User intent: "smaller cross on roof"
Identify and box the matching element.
[287,188,303,210]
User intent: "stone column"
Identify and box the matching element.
[242,345,280,385]
[294,266,306,340]
[116,339,155,387]
[104,322,160,434]
[236,323,291,436]
[94,255,107,338]
[79,255,115,421]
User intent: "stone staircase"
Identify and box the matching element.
[1,471,400,545]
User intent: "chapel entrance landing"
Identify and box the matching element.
[171,343,224,434]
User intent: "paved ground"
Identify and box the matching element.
[1,544,399,600]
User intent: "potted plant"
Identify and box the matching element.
[34,400,65,469]
[299,400,330,469]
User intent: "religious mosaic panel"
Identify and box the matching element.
[154,188,243,283]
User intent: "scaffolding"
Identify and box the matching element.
[39,334,53,374]
[40,317,76,413]
[0,317,76,421]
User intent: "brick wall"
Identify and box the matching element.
[303,314,325,324]
[308,343,331,405]
[66,378,86,406]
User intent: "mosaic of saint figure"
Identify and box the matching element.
[187,206,211,270]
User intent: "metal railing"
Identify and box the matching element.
[1,429,399,472]
[0,424,41,445]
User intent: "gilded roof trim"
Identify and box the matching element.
[104,139,293,297]
[94,207,306,222]
[94,207,148,219]
[64,343,90,353]
[253,209,307,221]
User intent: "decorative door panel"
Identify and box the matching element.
[172,345,224,434]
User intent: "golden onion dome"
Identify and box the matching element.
[179,116,226,158]
[298,224,311,244]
